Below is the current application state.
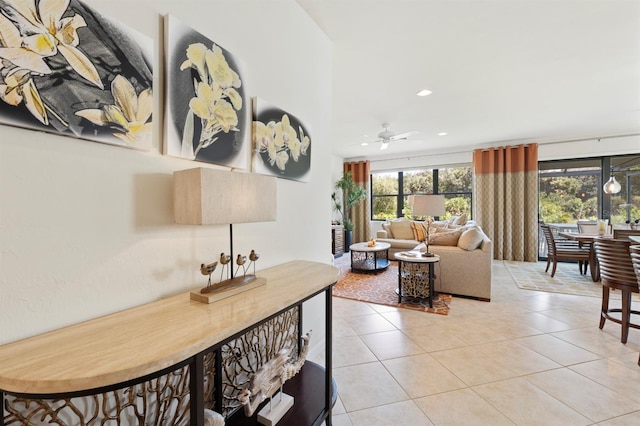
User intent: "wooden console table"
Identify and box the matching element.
[0,260,338,426]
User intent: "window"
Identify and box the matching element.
[538,159,601,224]
[537,154,640,258]
[371,172,399,220]
[371,166,473,221]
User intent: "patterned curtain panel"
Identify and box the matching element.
[343,160,371,244]
[473,144,538,261]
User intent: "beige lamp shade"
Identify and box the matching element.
[410,194,445,217]
[174,168,277,225]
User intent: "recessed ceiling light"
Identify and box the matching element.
[361,142,369,146]
[362,134,369,138]
[416,89,432,97]
[438,132,448,136]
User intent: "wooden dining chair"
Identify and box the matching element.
[594,238,640,344]
[630,244,640,365]
[613,229,640,240]
[540,224,590,277]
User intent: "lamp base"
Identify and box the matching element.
[190,275,266,304]
[422,252,435,257]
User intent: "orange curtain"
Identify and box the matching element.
[473,144,538,261]
[344,160,371,244]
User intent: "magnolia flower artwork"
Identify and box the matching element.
[252,98,311,182]
[0,0,153,149]
[165,15,250,169]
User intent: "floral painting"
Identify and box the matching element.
[0,0,153,150]
[165,15,249,169]
[252,98,311,182]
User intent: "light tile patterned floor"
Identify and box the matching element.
[316,260,640,425]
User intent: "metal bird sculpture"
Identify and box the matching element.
[235,254,247,277]
[248,249,260,275]
[200,261,218,287]
[219,252,231,282]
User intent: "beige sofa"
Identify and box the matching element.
[376,218,493,301]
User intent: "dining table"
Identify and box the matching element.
[558,232,613,282]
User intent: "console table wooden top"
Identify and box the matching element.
[0,260,338,395]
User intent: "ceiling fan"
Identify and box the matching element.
[372,123,419,150]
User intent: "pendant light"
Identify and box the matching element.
[603,168,621,194]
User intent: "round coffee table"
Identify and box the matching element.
[394,251,440,308]
[349,242,391,273]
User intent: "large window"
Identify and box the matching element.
[539,159,601,224]
[371,166,472,221]
[537,154,640,258]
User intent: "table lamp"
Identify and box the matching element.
[174,167,277,302]
[410,194,445,257]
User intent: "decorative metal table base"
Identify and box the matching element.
[350,249,390,273]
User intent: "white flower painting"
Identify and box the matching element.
[252,98,311,182]
[0,0,154,150]
[164,15,249,169]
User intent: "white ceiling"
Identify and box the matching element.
[296,0,640,160]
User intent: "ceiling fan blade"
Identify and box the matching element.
[390,130,419,140]
[380,141,389,150]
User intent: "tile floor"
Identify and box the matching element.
[314,261,640,425]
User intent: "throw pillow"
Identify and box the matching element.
[389,219,414,240]
[429,229,463,246]
[448,216,460,225]
[457,227,485,251]
[430,221,449,233]
[410,221,427,242]
[453,214,468,226]
[382,222,392,238]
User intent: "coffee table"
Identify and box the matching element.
[395,251,440,308]
[349,242,391,273]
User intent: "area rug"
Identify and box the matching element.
[332,255,451,315]
[504,260,635,300]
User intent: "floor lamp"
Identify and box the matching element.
[410,194,445,257]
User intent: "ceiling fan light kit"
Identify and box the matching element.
[372,123,419,150]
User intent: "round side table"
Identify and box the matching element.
[394,251,440,308]
[349,242,391,272]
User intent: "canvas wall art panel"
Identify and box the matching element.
[164,15,250,170]
[252,98,311,182]
[0,0,154,150]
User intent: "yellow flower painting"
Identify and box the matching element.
[252,98,312,182]
[0,0,153,150]
[165,15,249,169]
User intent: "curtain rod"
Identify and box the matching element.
[368,133,640,164]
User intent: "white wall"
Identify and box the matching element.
[0,0,333,347]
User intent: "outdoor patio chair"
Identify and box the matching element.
[540,224,590,277]
[594,238,640,344]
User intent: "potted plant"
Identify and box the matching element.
[333,171,367,251]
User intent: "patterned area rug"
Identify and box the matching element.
[504,260,632,299]
[332,254,451,315]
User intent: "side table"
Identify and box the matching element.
[349,242,391,272]
[394,251,440,308]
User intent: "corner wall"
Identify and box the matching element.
[0,0,333,345]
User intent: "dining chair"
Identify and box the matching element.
[613,229,640,240]
[540,224,590,277]
[630,244,640,365]
[578,220,612,235]
[577,220,598,234]
[594,238,640,344]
